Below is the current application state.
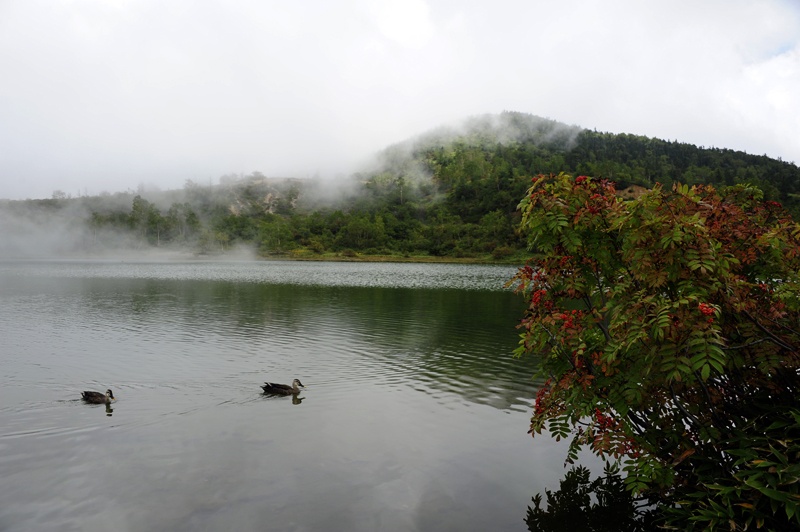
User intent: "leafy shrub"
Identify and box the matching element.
[491,245,514,260]
[511,174,800,529]
[525,464,655,532]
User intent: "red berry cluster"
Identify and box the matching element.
[559,309,582,330]
[531,289,547,305]
[594,408,614,430]
[698,302,715,323]
[533,380,552,416]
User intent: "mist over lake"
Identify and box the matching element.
[0,260,576,531]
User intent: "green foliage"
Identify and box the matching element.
[525,463,654,532]
[257,218,295,254]
[511,174,800,529]
[12,111,796,258]
[670,404,800,530]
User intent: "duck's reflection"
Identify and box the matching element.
[105,403,114,416]
[261,392,305,405]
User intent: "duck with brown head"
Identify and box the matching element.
[81,389,115,404]
[261,379,304,395]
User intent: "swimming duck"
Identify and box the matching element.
[261,379,304,395]
[82,389,115,404]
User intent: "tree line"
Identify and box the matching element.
[3,111,798,259]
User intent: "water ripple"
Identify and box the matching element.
[0,260,519,291]
[0,261,550,532]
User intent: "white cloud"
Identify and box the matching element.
[0,0,799,198]
[371,0,434,49]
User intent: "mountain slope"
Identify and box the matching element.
[2,111,797,259]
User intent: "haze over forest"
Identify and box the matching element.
[2,112,798,261]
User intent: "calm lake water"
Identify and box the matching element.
[0,260,571,532]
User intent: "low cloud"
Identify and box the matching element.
[0,1,798,200]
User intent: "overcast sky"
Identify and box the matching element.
[1,0,798,200]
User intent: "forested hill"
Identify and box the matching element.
[370,111,799,213]
[2,111,798,260]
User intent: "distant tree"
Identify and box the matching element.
[213,214,257,243]
[335,214,385,250]
[479,209,514,248]
[129,195,151,240]
[183,206,201,239]
[146,204,165,245]
[257,218,295,254]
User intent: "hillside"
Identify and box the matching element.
[2,111,798,260]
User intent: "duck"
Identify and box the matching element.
[81,389,115,404]
[261,379,304,395]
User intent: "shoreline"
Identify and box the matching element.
[0,250,528,266]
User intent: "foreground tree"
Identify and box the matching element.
[525,463,654,532]
[511,174,800,529]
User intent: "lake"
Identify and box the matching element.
[0,260,571,532]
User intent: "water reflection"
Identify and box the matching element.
[39,275,534,411]
[260,392,305,405]
[261,390,305,405]
[0,261,546,532]
[105,403,114,416]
